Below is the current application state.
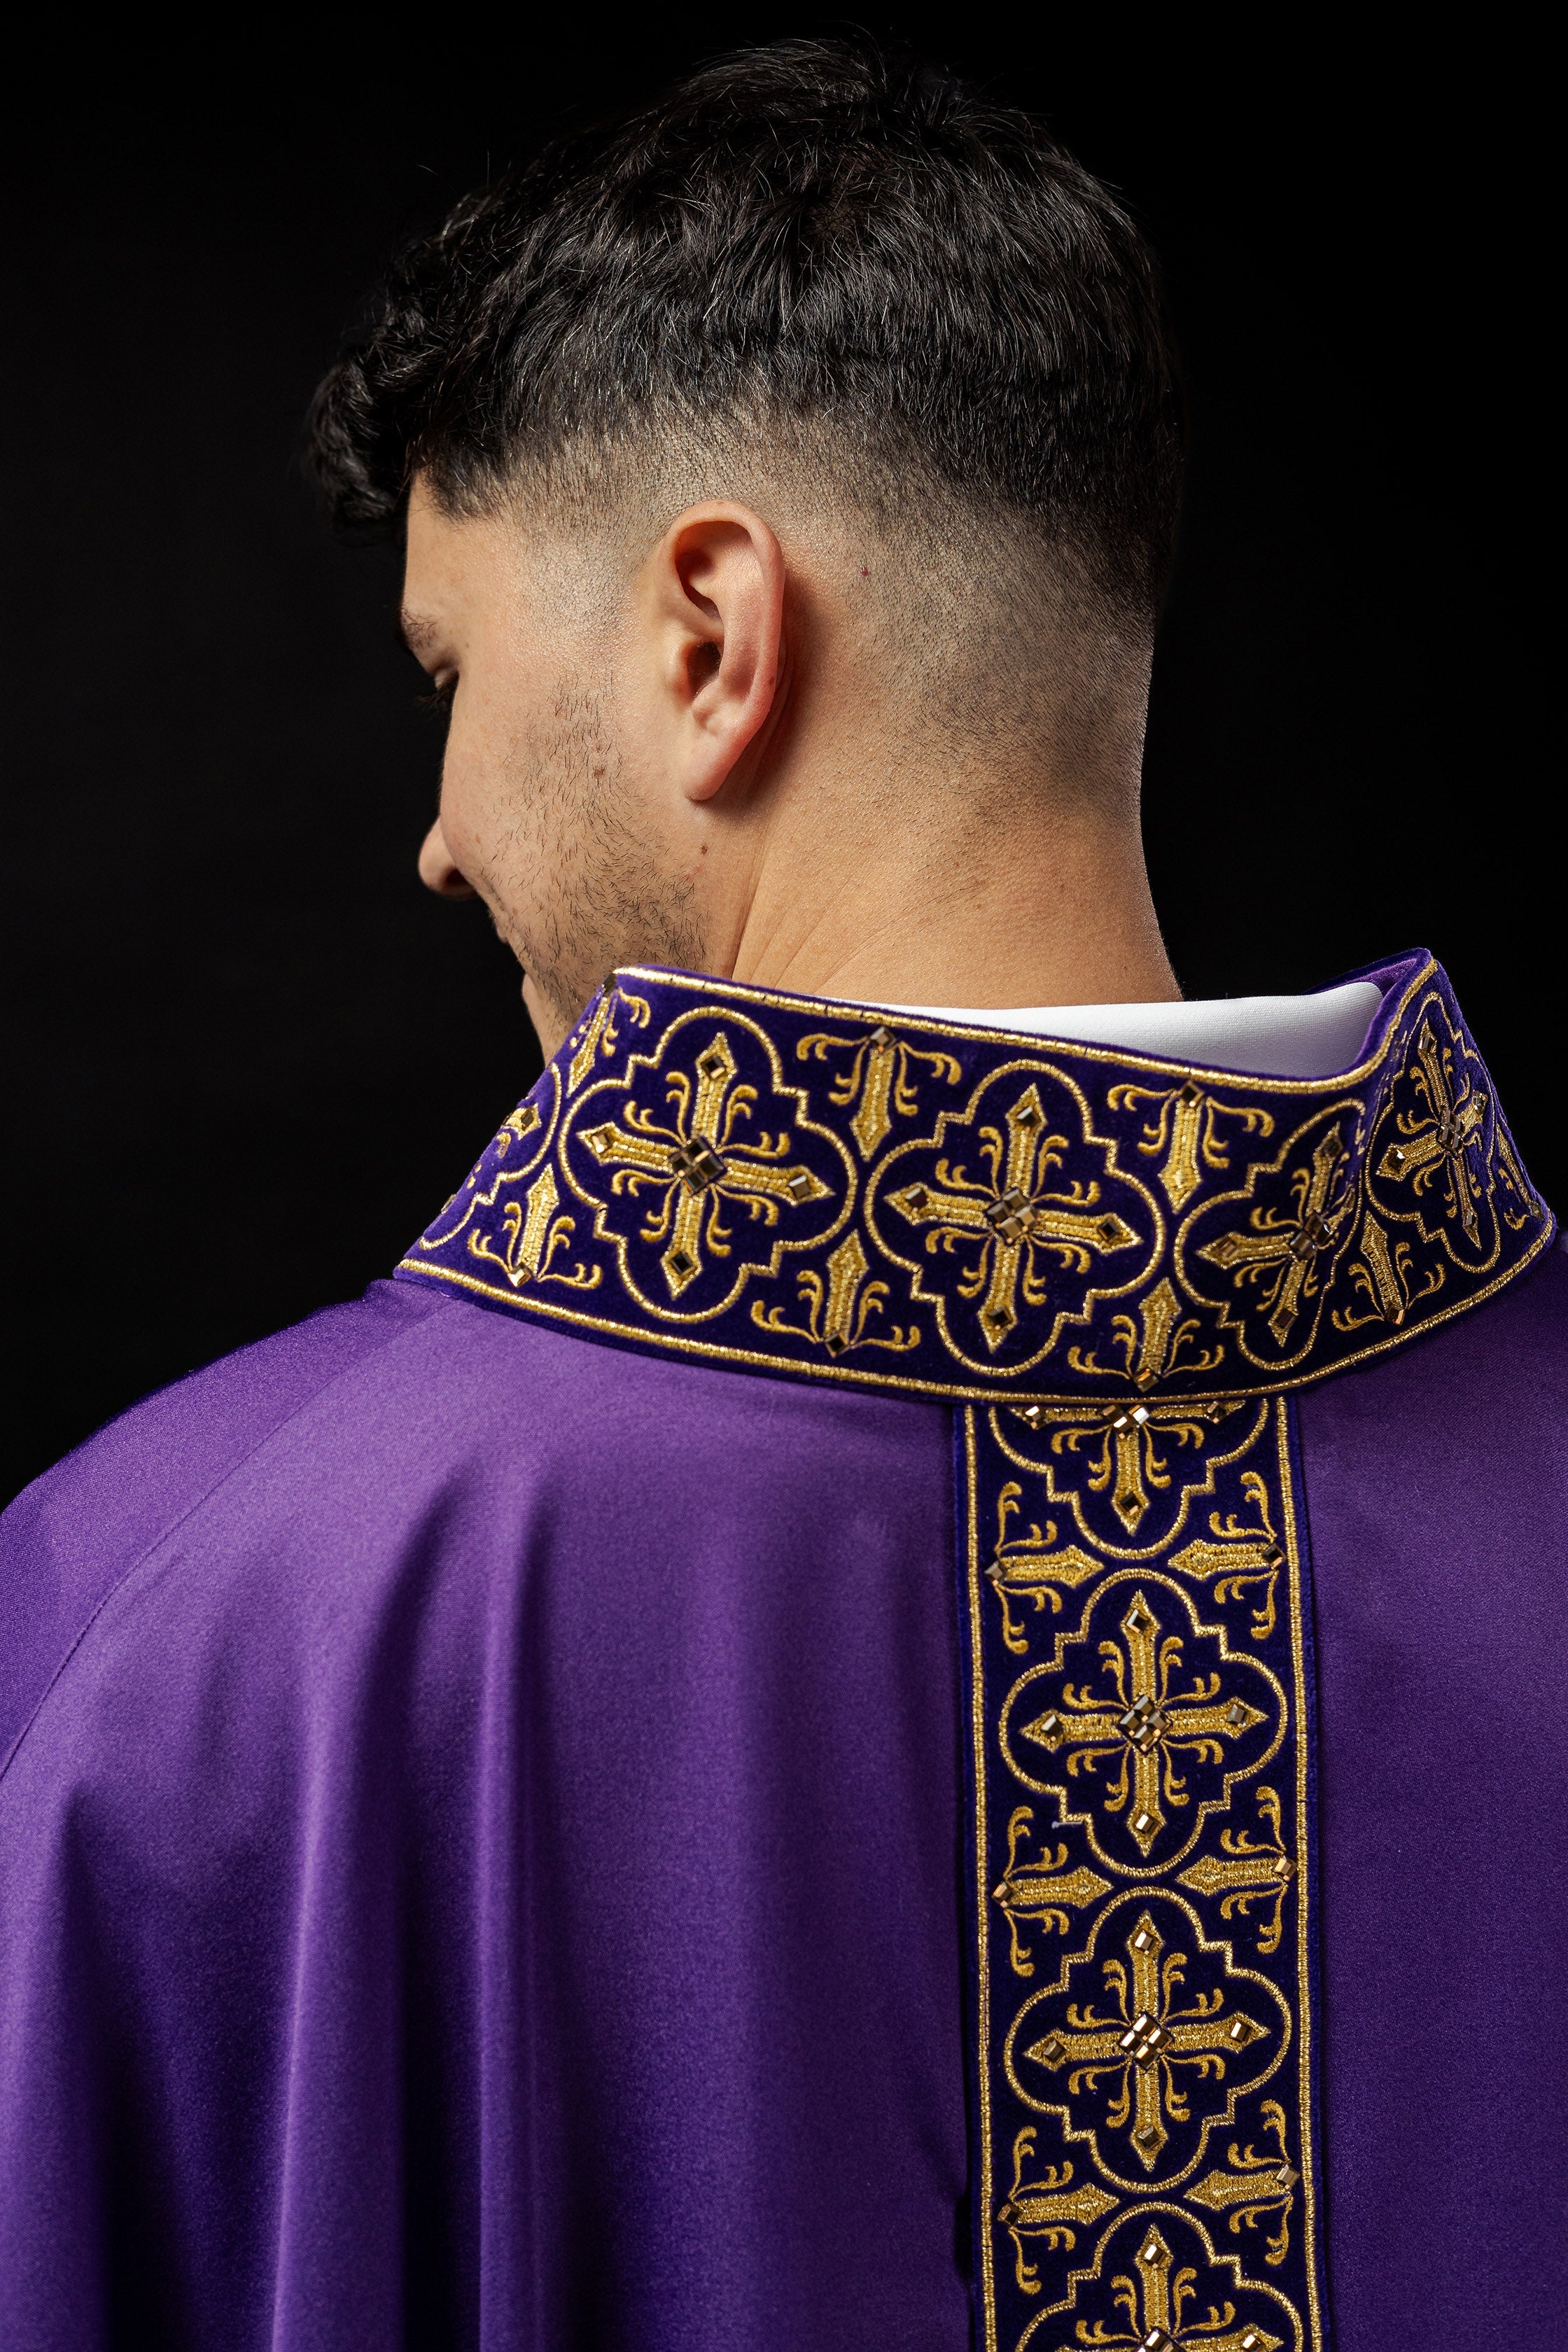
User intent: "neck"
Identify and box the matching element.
[717,757,1179,1014]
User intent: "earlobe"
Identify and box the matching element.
[656,503,786,804]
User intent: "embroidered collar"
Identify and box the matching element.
[398,948,1551,1404]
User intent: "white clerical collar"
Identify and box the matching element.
[870,980,1382,1080]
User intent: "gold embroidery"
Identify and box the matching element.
[1177,1791,1294,1955]
[986,1485,1105,1653]
[1187,2100,1298,2267]
[1169,1476,1285,1642]
[1036,2216,1285,2352]
[1107,1080,1275,1212]
[1009,1903,1275,2176]
[749,1228,919,1357]
[579,1030,832,1298]
[1375,1017,1486,1243]
[886,1082,1142,1350]
[992,1809,1112,1975]
[796,1022,961,1156]
[566,980,651,1091]
[1007,1590,1268,1861]
[464,1164,601,1292]
[997,2129,1119,2292]
[1196,1125,1354,1347]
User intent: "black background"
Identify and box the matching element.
[4,19,1549,1507]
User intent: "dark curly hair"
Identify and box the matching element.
[308,38,1184,620]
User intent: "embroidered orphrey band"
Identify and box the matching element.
[960,1398,1326,2351]
[396,951,1550,2352]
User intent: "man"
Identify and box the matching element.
[1,39,1560,2352]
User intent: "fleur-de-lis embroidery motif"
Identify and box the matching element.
[1017,1910,1270,2173]
[750,1229,919,1357]
[1169,1473,1287,1642]
[1074,2218,1284,2349]
[579,1032,831,1298]
[797,1023,961,1156]
[1177,1788,1295,1956]
[466,1164,601,1292]
[985,1484,1105,1652]
[566,981,652,1091]
[1187,2099,1300,2267]
[990,1807,1112,1975]
[1016,1591,1266,1858]
[1376,1019,1487,1244]
[1331,1208,1446,1332]
[995,2127,1119,2293]
[888,1084,1141,1350]
[1109,1079,1275,1211]
[1197,1125,1354,1345]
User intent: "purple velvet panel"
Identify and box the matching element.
[1299,1236,1568,2348]
[0,1284,969,2351]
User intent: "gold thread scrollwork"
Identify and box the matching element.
[749,1229,919,1358]
[1187,2099,1300,2268]
[465,1165,601,1293]
[992,1807,1112,1977]
[566,981,651,1092]
[578,1030,832,1299]
[1330,1208,1445,1333]
[1108,1079,1275,1212]
[795,1022,961,1157]
[1169,1475,1286,1642]
[1176,1790,1294,1956]
[1037,2214,1285,2350]
[997,2128,1119,2294]
[986,1484,1105,1653]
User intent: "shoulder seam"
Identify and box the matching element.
[0,1298,450,1794]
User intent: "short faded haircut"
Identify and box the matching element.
[308,37,1184,625]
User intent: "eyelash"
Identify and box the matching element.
[416,677,456,718]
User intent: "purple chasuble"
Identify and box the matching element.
[0,950,1561,2351]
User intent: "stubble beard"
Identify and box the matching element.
[479,678,710,1048]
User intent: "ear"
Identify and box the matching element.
[640,503,786,803]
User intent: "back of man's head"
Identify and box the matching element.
[310,38,1184,633]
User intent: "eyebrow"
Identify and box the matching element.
[398,608,441,659]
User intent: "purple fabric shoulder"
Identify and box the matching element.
[0,1278,967,2351]
[1298,1233,1568,2347]
[0,1280,451,1769]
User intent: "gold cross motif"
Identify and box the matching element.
[1376,1019,1487,1244]
[1080,2222,1282,2351]
[1023,1910,1268,2171]
[997,2128,1119,2294]
[1018,1282,1226,1537]
[1020,1590,1266,1857]
[888,1083,1140,1349]
[580,1032,831,1298]
[796,1023,961,1156]
[1196,1125,1352,1345]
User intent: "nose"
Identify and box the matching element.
[418,819,478,899]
